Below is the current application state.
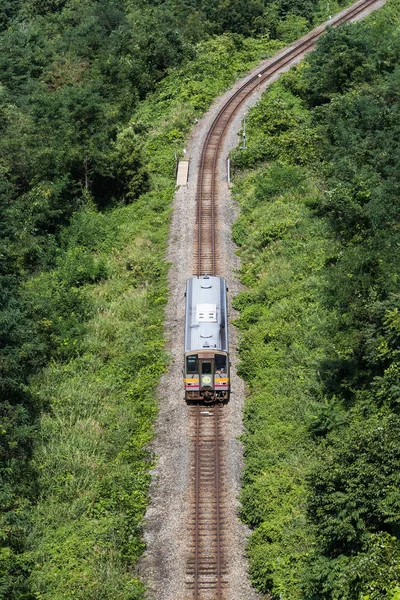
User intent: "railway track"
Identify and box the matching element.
[193,0,381,278]
[187,1,384,598]
[186,405,227,600]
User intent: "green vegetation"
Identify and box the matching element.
[20,199,169,600]
[0,0,376,596]
[1,0,323,594]
[233,162,333,597]
[232,1,400,597]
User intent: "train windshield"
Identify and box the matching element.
[202,362,212,374]
[186,354,198,374]
[215,354,227,375]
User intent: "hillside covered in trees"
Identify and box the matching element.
[0,0,343,598]
[232,0,400,597]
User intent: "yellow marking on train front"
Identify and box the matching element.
[184,378,230,383]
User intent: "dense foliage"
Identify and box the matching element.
[0,0,368,596]
[232,0,400,597]
[0,0,306,593]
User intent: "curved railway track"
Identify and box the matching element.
[187,1,384,598]
[194,0,381,279]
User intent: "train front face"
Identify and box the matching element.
[184,350,230,402]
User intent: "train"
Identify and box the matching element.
[184,275,230,403]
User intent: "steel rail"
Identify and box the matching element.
[200,0,380,160]
[188,405,226,599]
[194,406,200,600]
[196,155,204,277]
[214,407,222,600]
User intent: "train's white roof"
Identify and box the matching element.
[184,276,228,354]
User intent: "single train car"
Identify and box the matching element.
[184,275,230,402]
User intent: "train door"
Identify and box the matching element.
[199,357,214,396]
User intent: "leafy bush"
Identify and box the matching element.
[233,0,400,597]
[232,162,333,598]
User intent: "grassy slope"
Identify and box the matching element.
[233,159,333,597]
[232,1,400,597]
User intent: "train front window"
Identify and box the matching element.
[202,362,212,374]
[215,355,227,376]
[186,355,198,374]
